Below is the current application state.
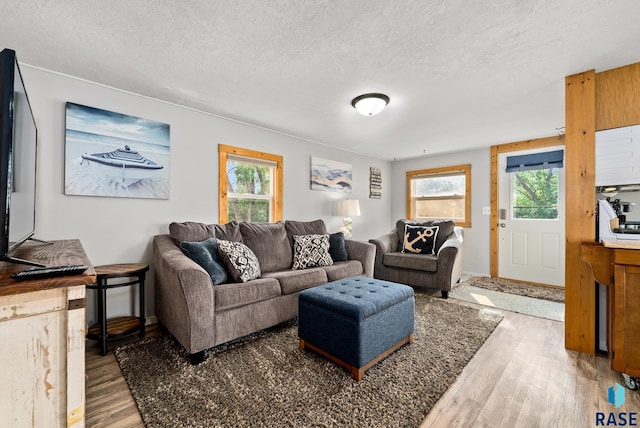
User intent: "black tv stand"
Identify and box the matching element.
[28,237,54,245]
[1,237,54,267]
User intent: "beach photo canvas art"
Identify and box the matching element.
[310,156,352,193]
[64,103,170,199]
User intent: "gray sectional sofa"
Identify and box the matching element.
[153,219,375,362]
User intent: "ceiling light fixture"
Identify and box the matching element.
[351,93,390,116]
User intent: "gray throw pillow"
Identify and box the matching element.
[285,219,328,246]
[217,239,261,283]
[179,238,228,285]
[239,222,292,272]
[292,234,333,270]
[328,232,348,262]
[169,221,242,243]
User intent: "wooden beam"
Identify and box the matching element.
[596,62,640,131]
[564,70,596,354]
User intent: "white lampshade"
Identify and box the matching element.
[338,199,361,217]
[351,93,390,116]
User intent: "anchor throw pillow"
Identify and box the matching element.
[217,239,261,283]
[401,225,440,255]
[292,234,334,270]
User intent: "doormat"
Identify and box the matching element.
[464,276,564,303]
[450,284,564,321]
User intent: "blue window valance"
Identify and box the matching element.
[506,149,564,172]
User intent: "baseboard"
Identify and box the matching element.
[462,271,489,279]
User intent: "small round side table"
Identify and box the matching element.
[86,263,149,355]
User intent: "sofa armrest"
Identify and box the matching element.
[369,231,399,279]
[435,227,464,290]
[153,234,215,354]
[345,239,376,278]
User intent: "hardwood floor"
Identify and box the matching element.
[85,301,639,428]
[85,325,163,427]
[420,302,640,427]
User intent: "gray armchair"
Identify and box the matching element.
[369,219,464,298]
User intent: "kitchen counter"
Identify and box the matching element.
[601,238,640,250]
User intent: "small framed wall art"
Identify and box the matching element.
[370,167,382,198]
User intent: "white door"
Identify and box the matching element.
[498,147,565,287]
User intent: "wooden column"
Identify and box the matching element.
[564,70,596,354]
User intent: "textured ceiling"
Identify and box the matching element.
[1,1,639,161]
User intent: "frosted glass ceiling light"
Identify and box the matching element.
[351,93,390,116]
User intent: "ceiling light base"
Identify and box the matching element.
[351,93,390,116]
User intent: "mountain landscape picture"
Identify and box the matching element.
[310,156,352,193]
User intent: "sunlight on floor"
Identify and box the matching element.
[470,292,495,307]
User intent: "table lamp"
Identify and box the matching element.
[338,199,361,238]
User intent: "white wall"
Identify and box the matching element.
[389,148,492,277]
[22,66,391,325]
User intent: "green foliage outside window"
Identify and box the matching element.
[512,169,558,219]
[227,162,271,223]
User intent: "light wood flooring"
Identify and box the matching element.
[86,299,639,428]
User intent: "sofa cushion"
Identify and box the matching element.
[170,221,242,243]
[328,232,348,262]
[214,278,281,311]
[285,219,327,246]
[217,240,261,283]
[401,225,439,255]
[178,238,228,285]
[263,268,328,294]
[292,234,333,270]
[395,219,455,253]
[239,222,292,273]
[383,252,438,272]
[321,260,363,281]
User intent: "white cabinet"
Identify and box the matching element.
[596,125,640,186]
[0,286,86,427]
[0,240,95,427]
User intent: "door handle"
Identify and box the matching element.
[499,223,506,228]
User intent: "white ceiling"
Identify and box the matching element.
[1,1,639,161]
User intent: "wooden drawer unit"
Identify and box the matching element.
[582,241,640,386]
[611,263,640,377]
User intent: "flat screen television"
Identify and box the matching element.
[0,48,46,267]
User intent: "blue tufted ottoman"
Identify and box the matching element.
[298,276,415,381]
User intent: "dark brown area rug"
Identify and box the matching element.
[114,295,503,428]
[464,276,565,303]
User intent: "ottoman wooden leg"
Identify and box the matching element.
[300,334,414,382]
[352,367,365,382]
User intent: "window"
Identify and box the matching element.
[218,145,283,223]
[506,149,562,220]
[406,164,471,227]
[511,168,559,220]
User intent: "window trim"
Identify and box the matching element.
[218,144,283,223]
[405,164,471,228]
